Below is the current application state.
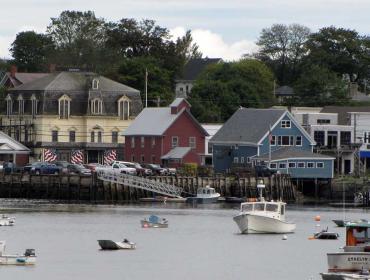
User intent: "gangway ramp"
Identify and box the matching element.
[97,169,183,198]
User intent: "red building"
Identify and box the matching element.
[123,98,209,167]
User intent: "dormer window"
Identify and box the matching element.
[58,95,71,119]
[281,120,291,128]
[17,95,24,115]
[5,95,12,116]
[92,79,99,90]
[91,98,103,115]
[31,94,38,117]
[118,96,131,120]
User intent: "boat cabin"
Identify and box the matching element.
[197,186,217,196]
[240,201,286,220]
[345,222,370,250]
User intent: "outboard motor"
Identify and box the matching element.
[25,249,35,256]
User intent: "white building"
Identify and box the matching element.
[201,124,223,166]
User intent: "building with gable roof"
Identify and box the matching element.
[0,70,142,163]
[210,108,334,179]
[123,98,209,167]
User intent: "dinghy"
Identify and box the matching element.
[0,241,36,265]
[0,215,15,226]
[98,239,136,250]
[141,215,168,228]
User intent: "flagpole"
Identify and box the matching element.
[269,125,272,167]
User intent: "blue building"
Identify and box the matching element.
[210,108,334,179]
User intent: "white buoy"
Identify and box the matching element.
[282,235,288,240]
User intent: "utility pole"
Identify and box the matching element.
[145,68,148,107]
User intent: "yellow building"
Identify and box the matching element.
[0,71,142,163]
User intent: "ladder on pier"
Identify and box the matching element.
[97,169,183,198]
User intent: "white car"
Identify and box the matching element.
[111,162,137,175]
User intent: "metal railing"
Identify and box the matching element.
[97,169,183,198]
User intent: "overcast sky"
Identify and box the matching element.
[1,0,370,60]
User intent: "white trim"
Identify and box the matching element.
[266,157,335,162]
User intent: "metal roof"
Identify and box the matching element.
[161,147,192,159]
[176,58,222,81]
[210,108,285,145]
[253,147,335,161]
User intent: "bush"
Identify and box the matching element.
[180,163,198,176]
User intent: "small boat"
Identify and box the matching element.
[141,215,168,228]
[233,181,295,234]
[314,228,339,240]
[333,220,348,227]
[0,215,15,226]
[0,241,36,265]
[139,197,186,203]
[98,239,136,250]
[321,269,370,279]
[186,186,220,204]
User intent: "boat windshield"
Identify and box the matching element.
[241,204,253,212]
[254,203,265,211]
[265,204,278,212]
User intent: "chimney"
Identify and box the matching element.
[10,65,17,78]
[48,64,56,73]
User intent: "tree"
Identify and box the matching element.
[10,31,55,72]
[293,65,348,106]
[189,59,275,122]
[255,23,311,84]
[305,26,370,83]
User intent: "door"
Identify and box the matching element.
[327,131,338,148]
[344,160,351,174]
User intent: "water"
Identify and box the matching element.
[0,199,369,280]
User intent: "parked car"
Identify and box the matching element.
[143,164,167,176]
[255,165,277,177]
[166,168,177,176]
[23,162,60,175]
[54,161,70,174]
[67,164,92,175]
[83,163,103,172]
[110,161,137,175]
[119,161,152,176]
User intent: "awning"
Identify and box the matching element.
[360,151,370,158]
[161,147,192,160]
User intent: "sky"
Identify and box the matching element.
[1,0,370,61]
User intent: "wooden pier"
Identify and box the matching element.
[0,172,295,203]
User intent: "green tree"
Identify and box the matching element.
[10,31,55,72]
[293,65,348,106]
[189,59,275,122]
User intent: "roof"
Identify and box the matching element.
[253,147,335,161]
[210,108,286,145]
[123,107,209,136]
[275,86,294,96]
[1,72,49,87]
[321,106,370,125]
[11,71,140,93]
[177,58,222,81]
[170,98,190,107]
[161,147,192,159]
[0,131,30,154]
[346,221,370,228]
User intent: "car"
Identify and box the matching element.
[142,164,167,176]
[83,163,103,172]
[23,162,60,175]
[166,168,176,176]
[67,164,92,175]
[54,161,70,174]
[118,161,152,176]
[255,165,277,177]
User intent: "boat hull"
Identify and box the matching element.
[186,196,219,204]
[333,220,348,227]
[327,252,370,273]
[98,240,136,250]
[321,272,370,280]
[0,256,36,265]
[233,213,296,234]
[140,220,168,228]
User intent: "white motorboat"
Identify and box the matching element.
[0,215,15,226]
[141,215,168,228]
[0,241,36,265]
[324,221,370,274]
[321,272,370,280]
[186,186,220,203]
[98,239,136,250]
[233,181,295,234]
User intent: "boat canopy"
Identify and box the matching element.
[241,201,285,214]
[346,221,370,228]
[148,215,160,224]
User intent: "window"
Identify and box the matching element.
[151,137,156,147]
[24,129,28,142]
[281,120,291,128]
[151,155,156,163]
[247,157,251,163]
[69,131,76,142]
[288,162,296,168]
[271,135,276,146]
[233,157,239,164]
[316,162,324,168]
[314,131,325,146]
[91,131,95,142]
[277,136,294,146]
[189,137,196,149]
[270,163,277,169]
[279,163,287,169]
[97,131,102,143]
[364,132,370,144]
[91,98,103,115]
[52,130,58,142]
[15,129,20,141]
[186,85,189,93]
[208,144,213,154]
[179,87,183,92]
[296,136,302,146]
[92,79,99,89]
[317,119,331,124]
[131,155,135,162]
[17,95,24,115]
[240,157,244,164]
[141,154,145,163]
[5,95,12,116]
[112,131,118,143]
[59,95,70,119]
[307,162,315,168]
[31,95,38,117]
[172,136,179,148]
[131,137,135,148]
[297,162,305,168]
[341,131,351,145]
[118,98,130,120]
[141,136,145,148]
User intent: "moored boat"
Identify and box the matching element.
[0,215,15,226]
[0,241,36,265]
[333,220,348,227]
[141,215,168,228]
[98,239,136,250]
[314,228,339,240]
[186,186,220,204]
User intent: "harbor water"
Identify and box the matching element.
[0,199,367,280]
